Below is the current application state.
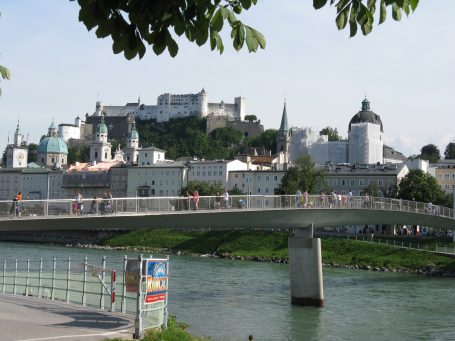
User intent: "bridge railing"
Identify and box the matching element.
[0,195,452,220]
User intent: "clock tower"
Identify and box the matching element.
[5,121,28,168]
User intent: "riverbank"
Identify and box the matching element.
[100,229,455,276]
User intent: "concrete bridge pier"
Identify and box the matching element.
[288,224,324,307]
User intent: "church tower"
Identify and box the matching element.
[90,114,112,162]
[123,120,140,164]
[277,102,291,169]
[6,121,28,168]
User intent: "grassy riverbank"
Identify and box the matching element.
[102,229,455,272]
[108,316,207,341]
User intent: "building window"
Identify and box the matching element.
[145,153,148,157]
[258,188,261,193]
[95,152,98,158]
[359,179,364,187]
[437,174,442,179]
[341,179,346,186]
[445,174,450,180]
[332,179,338,186]
[350,179,355,186]
[378,179,384,186]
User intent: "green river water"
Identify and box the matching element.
[0,242,454,341]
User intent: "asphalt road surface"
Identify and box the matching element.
[0,294,134,341]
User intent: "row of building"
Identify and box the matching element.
[2,93,454,204]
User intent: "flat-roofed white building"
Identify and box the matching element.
[188,159,251,189]
[126,162,188,197]
[228,170,286,195]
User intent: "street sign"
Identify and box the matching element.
[144,259,168,304]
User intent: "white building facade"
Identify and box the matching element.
[126,163,188,197]
[188,159,250,188]
[228,170,286,195]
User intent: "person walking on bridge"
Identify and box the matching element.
[295,190,302,208]
[192,190,199,210]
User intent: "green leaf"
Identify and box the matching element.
[379,0,387,24]
[166,34,179,57]
[313,0,328,10]
[335,6,349,30]
[392,3,402,21]
[409,0,419,11]
[0,66,11,80]
[211,8,224,32]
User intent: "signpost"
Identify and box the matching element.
[134,255,169,339]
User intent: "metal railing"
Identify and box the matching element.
[317,232,455,255]
[0,194,453,221]
[0,255,167,339]
[0,256,135,314]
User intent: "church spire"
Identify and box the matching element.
[279,101,289,132]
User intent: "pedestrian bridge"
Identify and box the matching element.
[0,195,454,232]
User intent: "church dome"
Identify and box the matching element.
[348,98,383,132]
[97,115,108,134]
[38,136,68,154]
[128,122,139,140]
[38,120,68,155]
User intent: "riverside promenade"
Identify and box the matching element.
[0,294,133,341]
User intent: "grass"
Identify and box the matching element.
[105,316,208,341]
[103,229,455,272]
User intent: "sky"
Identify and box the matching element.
[0,1,454,157]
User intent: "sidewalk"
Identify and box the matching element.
[0,294,133,341]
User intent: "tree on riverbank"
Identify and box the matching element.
[278,155,327,194]
[397,169,452,207]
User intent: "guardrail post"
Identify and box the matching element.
[111,269,116,313]
[38,258,43,298]
[163,255,170,329]
[66,257,71,303]
[134,254,144,339]
[13,259,17,295]
[25,258,30,296]
[82,257,87,307]
[51,257,56,300]
[100,256,106,310]
[121,255,127,314]
[2,259,6,294]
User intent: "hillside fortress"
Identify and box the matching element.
[94,89,245,123]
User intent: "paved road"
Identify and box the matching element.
[0,294,134,341]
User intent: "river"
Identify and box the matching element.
[1,242,454,341]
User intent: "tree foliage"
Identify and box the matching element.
[136,117,244,160]
[419,144,441,164]
[246,129,277,154]
[70,0,417,60]
[244,114,257,122]
[278,155,327,194]
[319,126,341,141]
[181,181,224,196]
[27,143,39,163]
[444,142,455,160]
[67,145,90,164]
[72,0,265,59]
[397,169,450,207]
[0,13,11,96]
[314,0,420,37]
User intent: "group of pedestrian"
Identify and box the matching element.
[10,192,23,218]
[183,189,231,210]
[294,190,367,208]
[74,191,114,215]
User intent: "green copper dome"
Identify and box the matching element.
[128,122,139,140]
[97,115,108,134]
[38,136,68,154]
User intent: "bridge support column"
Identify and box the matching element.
[288,225,324,307]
